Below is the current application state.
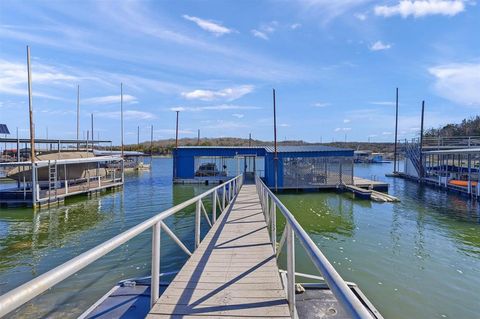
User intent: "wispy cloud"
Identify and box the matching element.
[370,41,392,51]
[295,0,374,22]
[312,102,330,107]
[334,127,352,132]
[279,123,291,127]
[96,110,155,120]
[182,15,233,36]
[170,104,260,112]
[354,12,367,20]
[290,23,302,29]
[370,101,395,106]
[232,113,244,119]
[428,62,480,106]
[83,94,137,105]
[251,21,278,40]
[0,59,76,99]
[181,85,254,101]
[374,1,465,18]
[343,119,351,123]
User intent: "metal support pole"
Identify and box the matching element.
[91,113,94,150]
[77,84,80,150]
[222,185,226,210]
[121,83,124,158]
[150,221,161,307]
[27,46,35,165]
[273,89,278,192]
[212,190,217,224]
[394,87,399,173]
[16,127,20,162]
[419,101,425,180]
[286,223,295,317]
[468,154,471,195]
[195,200,201,249]
[271,202,276,254]
[228,182,231,203]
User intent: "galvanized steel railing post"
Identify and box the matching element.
[265,194,270,225]
[212,190,217,224]
[222,185,226,210]
[195,199,201,249]
[286,223,295,318]
[150,221,161,307]
[271,202,276,254]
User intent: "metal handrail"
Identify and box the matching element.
[0,175,243,318]
[255,176,374,319]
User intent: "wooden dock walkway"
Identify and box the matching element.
[147,184,290,318]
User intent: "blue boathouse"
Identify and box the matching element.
[173,145,354,189]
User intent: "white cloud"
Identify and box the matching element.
[280,123,291,127]
[181,85,254,101]
[96,110,155,120]
[290,23,302,29]
[370,101,395,106]
[169,104,260,112]
[370,41,392,51]
[251,21,278,40]
[334,127,351,132]
[295,0,374,22]
[83,94,137,105]
[312,102,330,107]
[232,113,244,119]
[382,131,393,135]
[354,12,367,20]
[343,119,351,123]
[374,1,465,18]
[0,59,76,99]
[182,15,233,36]
[428,63,480,106]
[251,30,269,40]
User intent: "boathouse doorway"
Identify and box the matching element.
[241,155,256,184]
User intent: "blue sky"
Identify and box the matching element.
[0,0,479,144]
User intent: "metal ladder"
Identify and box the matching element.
[48,160,58,199]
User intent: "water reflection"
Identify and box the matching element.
[0,199,107,274]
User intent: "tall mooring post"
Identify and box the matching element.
[273,89,278,192]
[150,125,154,156]
[27,45,37,206]
[120,83,124,158]
[91,113,94,150]
[174,111,180,180]
[77,85,80,150]
[394,88,399,173]
[419,101,425,180]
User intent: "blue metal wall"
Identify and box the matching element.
[173,147,266,179]
[173,147,353,188]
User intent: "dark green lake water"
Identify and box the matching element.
[0,158,479,318]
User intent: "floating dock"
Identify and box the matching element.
[0,176,382,319]
[0,156,124,208]
[148,184,290,318]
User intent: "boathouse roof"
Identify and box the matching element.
[178,145,352,153]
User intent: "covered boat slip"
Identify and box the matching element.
[0,156,124,207]
[173,146,355,190]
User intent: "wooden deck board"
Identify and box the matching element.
[147,184,290,318]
